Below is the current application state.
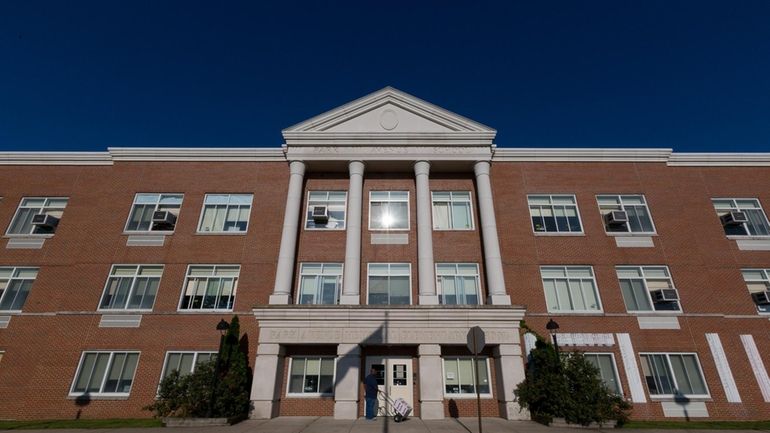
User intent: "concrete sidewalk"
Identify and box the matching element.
[3,417,768,433]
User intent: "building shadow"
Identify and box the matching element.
[74,392,91,419]
[673,389,691,421]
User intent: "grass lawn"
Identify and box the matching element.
[623,420,770,429]
[0,418,163,430]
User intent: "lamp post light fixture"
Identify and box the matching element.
[207,319,230,418]
[546,318,560,357]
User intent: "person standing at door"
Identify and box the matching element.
[364,367,379,420]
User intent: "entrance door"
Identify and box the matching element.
[365,357,412,416]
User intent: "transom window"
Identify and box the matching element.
[298,263,342,305]
[0,267,38,312]
[540,266,602,312]
[741,269,770,313]
[616,266,681,312]
[436,263,481,305]
[98,265,163,311]
[432,191,473,230]
[712,199,770,237]
[160,352,215,380]
[367,263,411,305]
[443,357,491,396]
[305,191,347,230]
[288,357,335,395]
[369,191,409,230]
[528,195,582,233]
[7,197,68,235]
[597,195,655,234]
[125,193,183,232]
[179,265,239,311]
[584,353,622,394]
[197,194,253,233]
[640,353,708,398]
[70,351,140,396]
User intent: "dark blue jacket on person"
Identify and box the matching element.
[364,373,378,398]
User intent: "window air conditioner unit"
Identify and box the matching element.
[720,211,748,226]
[151,211,177,229]
[312,206,329,224]
[751,291,770,305]
[31,214,59,229]
[651,289,679,303]
[605,210,628,226]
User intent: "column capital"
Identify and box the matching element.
[348,160,365,176]
[289,160,306,176]
[413,160,431,176]
[473,160,491,176]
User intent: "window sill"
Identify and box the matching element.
[433,228,475,232]
[628,311,683,315]
[122,231,174,236]
[369,229,410,232]
[533,231,585,237]
[176,309,234,314]
[546,311,604,316]
[443,393,493,400]
[604,232,657,237]
[3,234,54,239]
[98,309,152,313]
[195,231,248,236]
[285,393,334,398]
[68,394,130,400]
[305,227,346,231]
[727,235,770,240]
[649,395,711,402]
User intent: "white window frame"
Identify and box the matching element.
[97,265,164,312]
[441,356,493,399]
[296,263,343,305]
[596,194,657,235]
[177,264,239,312]
[196,193,253,234]
[286,356,336,397]
[123,193,183,234]
[304,191,348,231]
[5,197,69,237]
[712,198,770,238]
[0,266,38,312]
[527,194,584,235]
[69,351,141,397]
[583,352,623,395]
[158,351,217,385]
[616,266,682,314]
[741,268,770,314]
[435,263,482,305]
[431,191,474,231]
[639,352,710,399]
[366,263,412,306]
[368,191,410,231]
[540,266,604,313]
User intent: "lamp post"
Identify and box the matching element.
[207,319,230,418]
[546,318,560,357]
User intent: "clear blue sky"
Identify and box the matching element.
[1,1,769,152]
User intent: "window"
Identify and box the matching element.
[436,263,481,305]
[305,191,347,230]
[7,197,68,235]
[584,353,622,394]
[197,194,253,233]
[70,351,140,396]
[369,191,409,230]
[288,357,335,395]
[616,266,681,312]
[179,265,239,311]
[432,191,473,230]
[297,263,342,305]
[640,353,708,398]
[712,199,770,237]
[443,357,491,396]
[367,263,411,305]
[597,195,655,234]
[0,267,38,311]
[528,195,582,233]
[741,269,770,313]
[160,352,215,380]
[124,193,183,233]
[98,265,163,311]
[540,266,602,312]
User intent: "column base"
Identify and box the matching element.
[419,294,439,305]
[268,294,291,305]
[500,401,530,420]
[250,400,278,419]
[339,295,360,305]
[420,401,445,419]
[334,401,358,419]
[488,294,511,305]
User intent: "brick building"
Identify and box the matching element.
[1,87,769,421]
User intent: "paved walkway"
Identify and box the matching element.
[3,417,769,433]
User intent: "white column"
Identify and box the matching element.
[414,161,438,305]
[340,161,364,305]
[473,161,511,305]
[494,344,529,420]
[418,344,444,419]
[270,160,306,305]
[250,343,285,419]
[334,344,361,419]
